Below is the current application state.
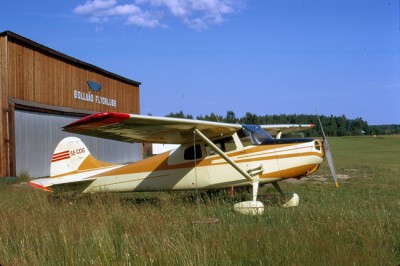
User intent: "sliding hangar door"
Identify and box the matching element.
[0,31,142,177]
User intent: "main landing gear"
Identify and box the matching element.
[232,181,300,216]
[272,182,300,208]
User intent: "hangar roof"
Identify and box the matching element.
[0,30,141,86]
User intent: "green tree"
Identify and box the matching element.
[225,111,238,124]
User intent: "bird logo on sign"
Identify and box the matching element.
[87,81,102,92]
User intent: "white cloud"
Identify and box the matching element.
[137,0,191,17]
[126,11,163,28]
[74,0,118,15]
[73,0,244,30]
[103,4,141,16]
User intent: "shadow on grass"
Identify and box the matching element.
[46,187,289,210]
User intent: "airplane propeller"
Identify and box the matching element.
[317,116,339,188]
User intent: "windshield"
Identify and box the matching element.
[242,124,273,145]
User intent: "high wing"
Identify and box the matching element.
[63,112,242,144]
[261,124,315,137]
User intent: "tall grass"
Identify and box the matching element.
[0,135,399,265]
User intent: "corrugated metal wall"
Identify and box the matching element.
[15,110,142,177]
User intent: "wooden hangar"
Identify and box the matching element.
[0,30,142,177]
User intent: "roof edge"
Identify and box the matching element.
[0,30,141,86]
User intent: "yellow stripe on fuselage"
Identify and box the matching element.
[83,140,322,194]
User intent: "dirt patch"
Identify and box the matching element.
[284,178,307,184]
[284,174,351,184]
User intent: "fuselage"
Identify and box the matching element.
[82,138,324,193]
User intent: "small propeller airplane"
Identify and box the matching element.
[29,112,338,215]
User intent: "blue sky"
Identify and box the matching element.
[1,0,398,124]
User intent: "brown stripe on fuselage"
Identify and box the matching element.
[257,163,320,179]
[94,140,321,177]
[51,154,118,178]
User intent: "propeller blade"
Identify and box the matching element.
[317,116,339,188]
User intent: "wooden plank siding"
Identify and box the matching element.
[0,35,8,176]
[0,31,141,177]
[7,39,140,113]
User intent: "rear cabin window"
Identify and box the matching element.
[184,145,202,160]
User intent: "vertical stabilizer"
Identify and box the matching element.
[50,137,90,177]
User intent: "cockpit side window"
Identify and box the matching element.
[184,144,202,160]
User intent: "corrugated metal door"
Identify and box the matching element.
[15,110,142,177]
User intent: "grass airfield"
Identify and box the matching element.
[0,135,399,265]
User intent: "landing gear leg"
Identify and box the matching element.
[252,180,260,202]
[272,182,299,208]
[233,179,264,215]
[272,182,285,199]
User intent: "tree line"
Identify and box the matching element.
[165,110,399,137]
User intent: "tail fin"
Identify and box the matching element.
[30,137,120,192]
[50,137,89,177]
[50,137,114,178]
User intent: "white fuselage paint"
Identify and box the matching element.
[83,140,324,193]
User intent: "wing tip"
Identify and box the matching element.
[64,112,131,129]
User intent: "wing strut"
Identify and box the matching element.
[194,128,260,201]
[194,128,264,214]
[194,128,253,182]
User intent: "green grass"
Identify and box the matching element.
[0,135,399,265]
